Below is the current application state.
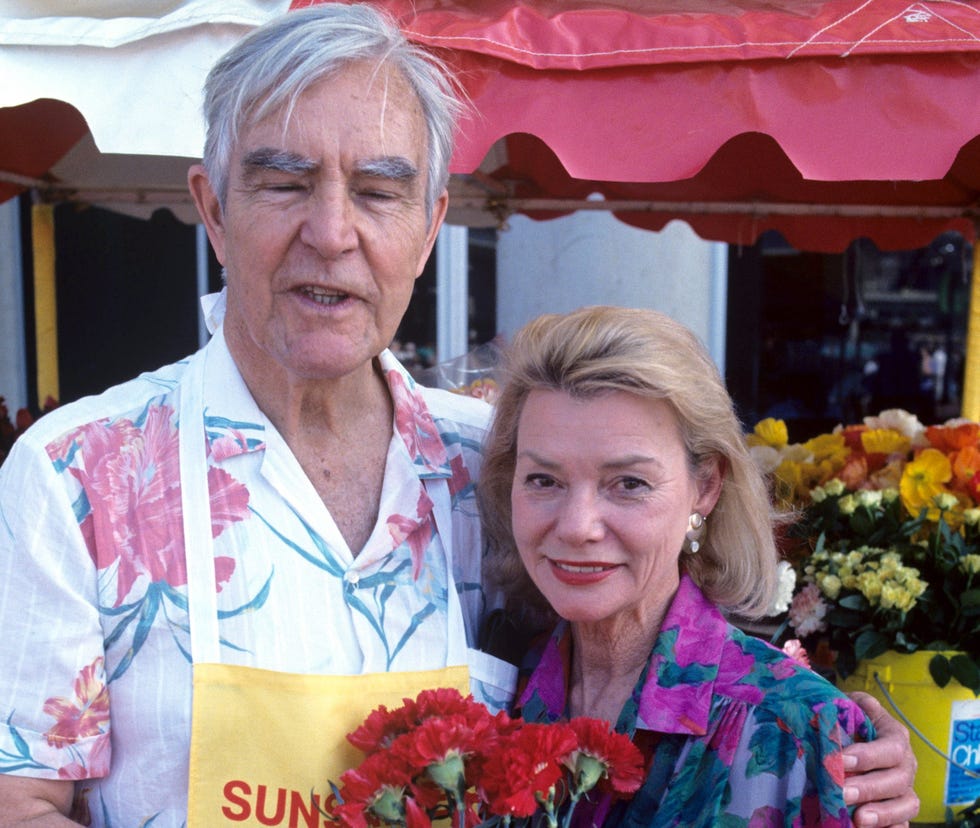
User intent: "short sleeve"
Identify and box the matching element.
[0,433,111,781]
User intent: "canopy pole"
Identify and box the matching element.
[962,236,980,421]
[31,203,59,407]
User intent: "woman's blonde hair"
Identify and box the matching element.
[479,305,780,621]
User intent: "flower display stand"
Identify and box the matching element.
[841,651,980,824]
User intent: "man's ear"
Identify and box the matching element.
[415,188,450,278]
[188,164,227,266]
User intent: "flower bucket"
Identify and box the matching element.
[840,650,980,824]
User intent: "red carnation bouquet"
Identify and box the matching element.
[322,688,645,828]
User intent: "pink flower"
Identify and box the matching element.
[389,371,448,470]
[387,488,435,580]
[50,404,249,605]
[43,658,110,747]
[447,454,472,500]
[788,583,829,638]
[57,732,110,780]
[781,639,812,669]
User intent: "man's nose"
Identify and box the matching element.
[300,187,358,256]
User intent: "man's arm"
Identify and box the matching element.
[844,692,919,828]
[0,776,78,826]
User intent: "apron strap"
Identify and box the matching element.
[425,477,468,665]
[179,349,221,665]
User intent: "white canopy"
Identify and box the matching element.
[0,0,288,159]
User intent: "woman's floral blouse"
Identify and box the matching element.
[516,575,874,827]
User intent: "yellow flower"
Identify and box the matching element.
[748,418,789,449]
[961,555,980,575]
[963,508,980,527]
[824,479,846,497]
[775,459,826,508]
[855,489,883,509]
[838,494,858,516]
[900,448,952,519]
[933,492,960,512]
[880,583,919,612]
[861,428,911,457]
[804,433,848,466]
[857,571,883,604]
[819,574,842,600]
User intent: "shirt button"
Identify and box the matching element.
[345,570,360,586]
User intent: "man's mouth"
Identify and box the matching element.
[299,285,348,306]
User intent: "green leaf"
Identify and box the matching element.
[961,589,980,608]
[929,654,952,688]
[854,630,889,663]
[838,594,869,611]
[950,655,980,695]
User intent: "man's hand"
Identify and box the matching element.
[844,691,919,828]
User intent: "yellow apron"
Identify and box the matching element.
[177,347,514,827]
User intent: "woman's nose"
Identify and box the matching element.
[556,489,605,544]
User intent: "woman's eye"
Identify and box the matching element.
[525,473,557,488]
[617,477,650,493]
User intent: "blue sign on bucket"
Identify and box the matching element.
[947,700,980,806]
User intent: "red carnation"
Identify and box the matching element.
[336,750,415,826]
[347,702,420,754]
[480,722,578,818]
[565,718,645,796]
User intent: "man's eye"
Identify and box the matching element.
[358,188,398,201]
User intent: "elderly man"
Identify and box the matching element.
[0,4,916,826]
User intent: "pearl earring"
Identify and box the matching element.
[686,512,705,554]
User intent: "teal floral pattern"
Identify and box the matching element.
[516,575,873,827]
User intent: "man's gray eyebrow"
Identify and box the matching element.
[355,156,418,180]
[241,148,318,175]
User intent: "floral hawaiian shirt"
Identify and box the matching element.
[516,575,874,827]
[0,328,493,827]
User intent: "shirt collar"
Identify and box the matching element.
[199,327,268,463]
[378,350,453,479]
[196,326,452,479]
[634,574,728,736]
[517,575,729,737]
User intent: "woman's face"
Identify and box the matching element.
[510,389,719,630]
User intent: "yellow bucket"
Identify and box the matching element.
[841,650,980,824]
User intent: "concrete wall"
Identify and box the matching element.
[496,211,728,369]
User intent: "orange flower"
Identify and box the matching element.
[951,446,980,493]
[925,422,980,452]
